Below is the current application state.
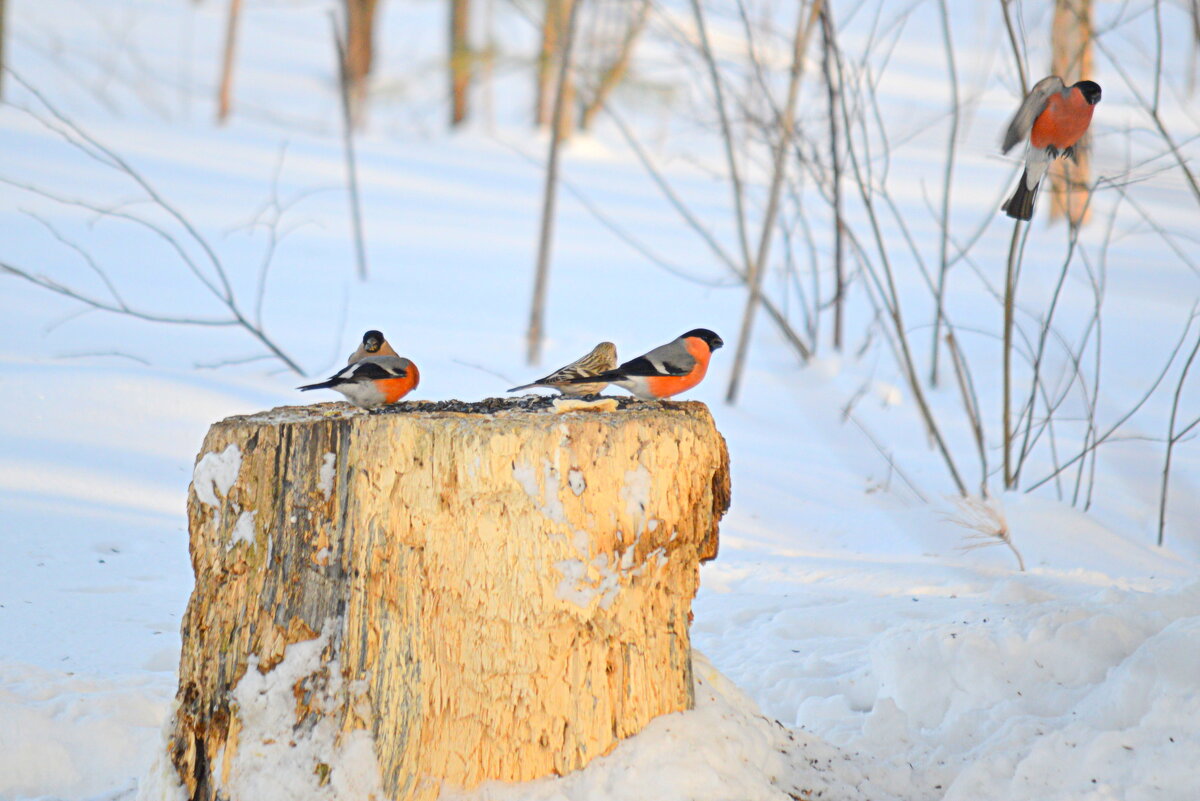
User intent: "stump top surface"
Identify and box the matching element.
[221,397,716,428]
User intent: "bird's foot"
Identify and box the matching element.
[1063,145,1077,163]
[1045,145,1060,159]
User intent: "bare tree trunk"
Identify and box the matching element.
[580,0,650,131]
[344,0,380,128]
[526,0,582,365]
[482,0,496,131]
[1049,0,1093,226]
[535,0,564,128]
[450,0,471,126]
[535,0,577,136]
[169,400,728,801]
[0,0,8,102]
[216,0,242,124]
[331,15,369,281]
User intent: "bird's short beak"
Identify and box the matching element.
[713,336,725,349]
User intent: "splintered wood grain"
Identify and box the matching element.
[170,400,730,801]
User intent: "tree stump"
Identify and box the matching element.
[168,397,729,801]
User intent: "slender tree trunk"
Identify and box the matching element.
[526,0,582,365]
[344,0,380,128]
[580,0,650,131]
[0,0,8,102]
[216,0,243,124]
[450,0,471,126]
[482,0,496,131]
[1049,0,1093,226]
[331,15,369,281]
[535,0,564,128]
[170,400,728,801]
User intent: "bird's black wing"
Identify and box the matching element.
[614,355,690,377]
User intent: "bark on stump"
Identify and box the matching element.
[169,397,730,800]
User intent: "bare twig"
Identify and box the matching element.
[604,105,812,361]
[727,0,823,404]
[526,0,582,365]
[946,331,989,497]
[3,72,305,374]
[828,24,968,495]
[1027,308,1200,492]
[1158,326,1200,545]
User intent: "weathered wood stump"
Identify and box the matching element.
[169,397,729,800]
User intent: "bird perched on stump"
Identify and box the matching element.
[1001,76,1101,221]
[563,329,723,400]
[508,341,618,396]
[299,355,420,408]
[347,329,398,364]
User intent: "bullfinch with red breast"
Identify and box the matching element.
[563,329,723,400]
[1001,76,1101,221]
[508,341,618,396]
[346,329,398,364]
[298,355,420,408]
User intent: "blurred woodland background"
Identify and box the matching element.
[3,0,1200,548]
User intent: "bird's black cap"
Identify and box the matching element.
[682,328,724,350]
[362,330,385,351]
[1074,80,1101,105]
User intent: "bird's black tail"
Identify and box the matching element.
[1003,170,1038,221]
[298,379,336,391]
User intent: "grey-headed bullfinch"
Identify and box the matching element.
[299,355,419,408]
[563,329,723,400]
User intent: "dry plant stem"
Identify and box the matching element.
[1012,193,1099,486]
[1157,327,1200,545]
[1092,34,1200,208]
[604,106,811,362]
[526,0,581,365]
[216,0,242,123]
[1002,219,1025,489]
[947,331,989,496]
[828,31,967,495]
[820,7,845,350]
[1026,310,1200,493]
[929,0,959,387]
[687,0,754,277]
[726,0,822,405]
[331,16,369,282]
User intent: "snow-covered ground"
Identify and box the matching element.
[3,1,1199,799]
